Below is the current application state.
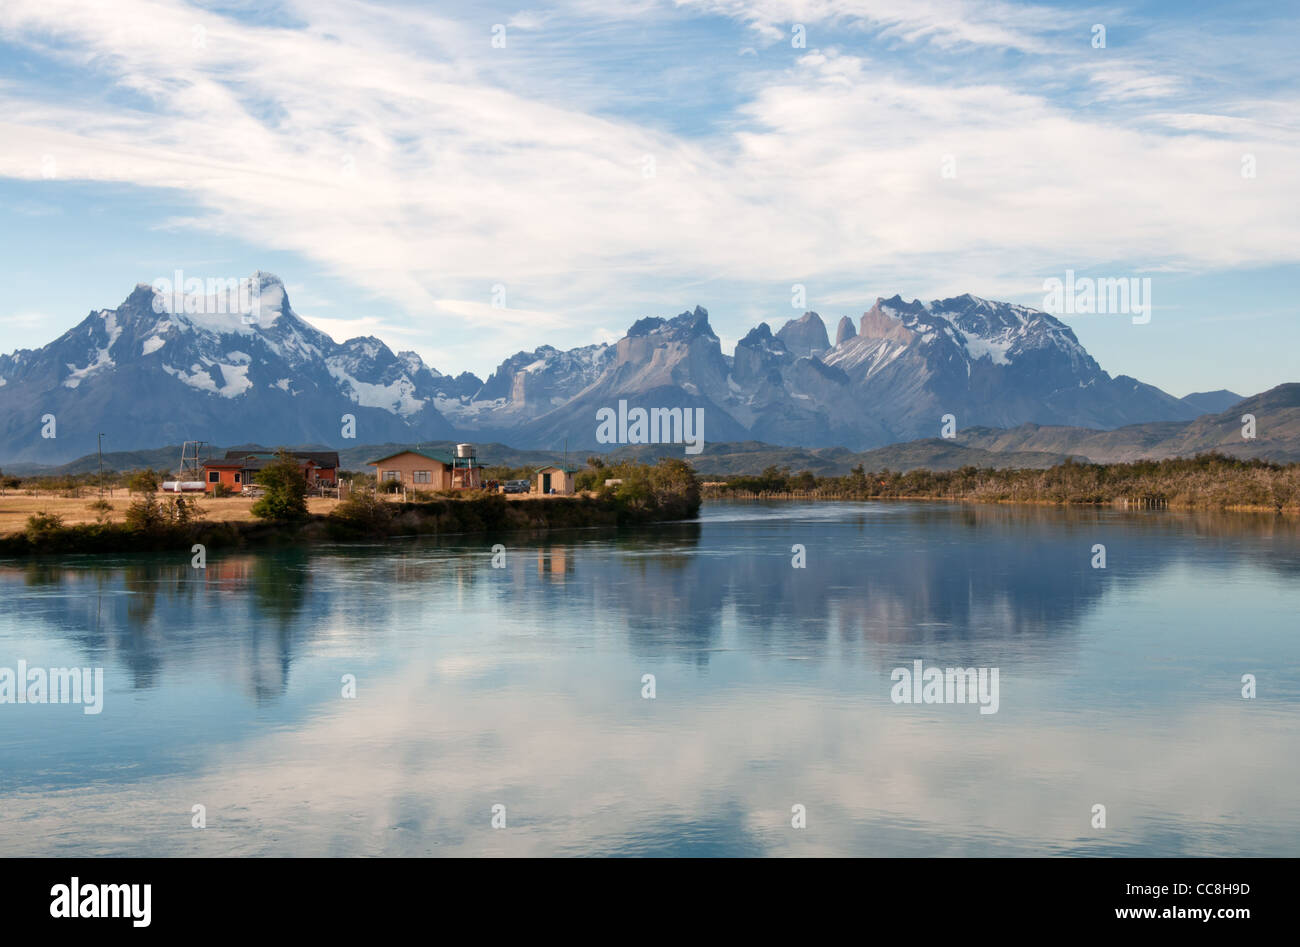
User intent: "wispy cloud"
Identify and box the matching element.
[670,0,1063,50]
[0,0,1296,378]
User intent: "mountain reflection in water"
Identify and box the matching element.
[0,501,1296,856]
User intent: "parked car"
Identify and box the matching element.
[502,479,531,494]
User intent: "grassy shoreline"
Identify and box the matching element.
[0,459,704,557]
[701,453,1300,514]
[0,493,703,557]
[704,489,1300,514]
[6,452,1297,557]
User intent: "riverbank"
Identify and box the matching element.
[702,453,1300,514]
[704,489,1299,514]
[0,494,682,556]
[0,488,581,534]
[0,460,703,557]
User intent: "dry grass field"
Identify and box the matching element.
[0,488,586,535]
[0,491,342,534]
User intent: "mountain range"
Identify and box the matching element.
[0,272,1251,464]
[15,377,1299,480]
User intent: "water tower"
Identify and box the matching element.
[449,443,482,488]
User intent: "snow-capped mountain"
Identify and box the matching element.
[441,342,614,431]
[817,293,1194,441]
[0,274,1217,462]
[0,273,457,462]
[513,293,1205,451]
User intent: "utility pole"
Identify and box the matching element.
[98,433,105,499]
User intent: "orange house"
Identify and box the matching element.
[202,460,251,494]
[202,450,340,494]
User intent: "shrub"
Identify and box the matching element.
[25,511,64,540]
[128,469,160,494]
[330,491,393,530]
[593,458,703,521]
[251,449,309,521]
[124,494,168,532]
[168,495,205,525]
[344,472,375,490]
[123,493,206,532]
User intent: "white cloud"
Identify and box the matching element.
[0,0,1296,376]
[1087,64,1183,101]
[670,0,1062,51]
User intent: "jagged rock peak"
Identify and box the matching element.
[835,315,857,345]
[776,310,829,356]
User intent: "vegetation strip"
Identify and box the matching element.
[0,456,701,556]
[702,453,1300,513]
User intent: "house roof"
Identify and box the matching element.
[367,448,487,467]
[535,465,580,473]
[220,449,339,468]
[206,456,319,472]
[367,450,449,467]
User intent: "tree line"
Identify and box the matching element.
[704,453,1300,513]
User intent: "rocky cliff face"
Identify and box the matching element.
[775,312,830,357]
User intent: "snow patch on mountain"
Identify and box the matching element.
[63,349,115,388]
[329,364,426,417]
[162,361,253,398]
[159,272,287,337]
[825,337,906,373]
[217,364,252,397]
[62,312,122,388]
[961,334,1012,365]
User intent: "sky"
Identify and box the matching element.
[0,0,1297,397]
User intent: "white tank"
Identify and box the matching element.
[162,481,206,492]
[455,443,476,459]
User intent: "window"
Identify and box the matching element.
[234,473,241,484]
[383,470,401,482]
[208,471,219,483]
[413,470,431,484]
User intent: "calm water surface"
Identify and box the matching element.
[1,501,1297,856]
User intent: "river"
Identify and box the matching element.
[1,500,1297,856]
